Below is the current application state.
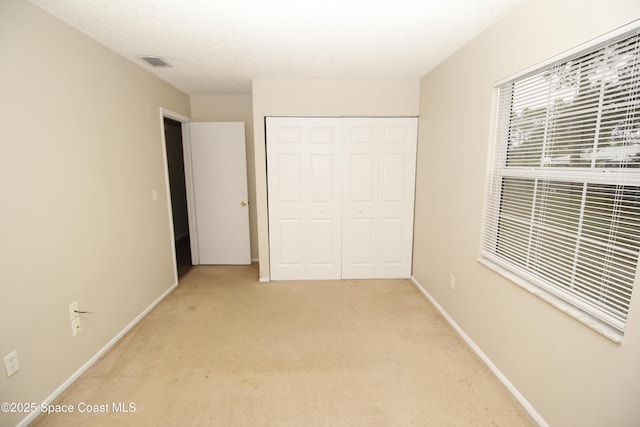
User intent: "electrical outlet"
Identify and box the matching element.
[69,301,79,321]
[4,351,19,377]
[450,274,456,291]
[71,317,81,336]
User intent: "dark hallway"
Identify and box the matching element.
[164,117,192,278]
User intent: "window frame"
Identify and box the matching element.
[480,21,640,342]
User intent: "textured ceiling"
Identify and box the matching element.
[29,0,523,95]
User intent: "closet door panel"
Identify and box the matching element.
[348,218,375,271]
[380,219,404,264]
[267,117,342,280]
[379,119,417,277]
[351,154,376,201]
[382,155,407,202]
[342,118,417,279]
[277,154,303,202]
[342,121,378,278]
[309,155,334,202]
[309,219,335,265]
[277,219,304,265]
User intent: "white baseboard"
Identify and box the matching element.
[17,281,179,427]
[259,277,270,283]
[409,276,549,427]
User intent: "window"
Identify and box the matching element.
[481,25,640,337]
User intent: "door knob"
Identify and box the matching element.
[240,201,248,206]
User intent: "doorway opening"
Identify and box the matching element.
[163,117,192,278]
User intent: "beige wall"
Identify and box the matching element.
[0,1,190,425]
[413,0,640,426]
[190,95,258,260]
[252,78,420,279]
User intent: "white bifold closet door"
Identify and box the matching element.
[266,118,343,280]
[341,118,417,279]
[266,117,417,280]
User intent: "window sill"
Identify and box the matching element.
[478,257,624,344]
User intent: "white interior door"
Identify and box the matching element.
[189,122,251,264]
[266,117,342,280]
[342,118,418,278]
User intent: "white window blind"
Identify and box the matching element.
[482,27,640,334]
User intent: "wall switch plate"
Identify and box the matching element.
[4,351,19,377]
[449,274,456,291]
[69,301,79,320]
[71,317,81,336]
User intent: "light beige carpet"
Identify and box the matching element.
[32,264,535,426]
